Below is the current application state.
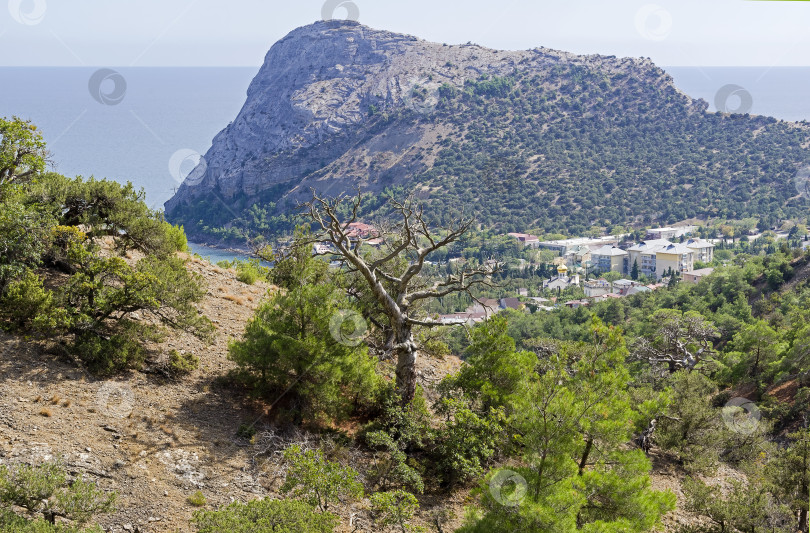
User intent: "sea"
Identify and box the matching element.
[2,66,810,261]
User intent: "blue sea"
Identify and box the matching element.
[2,66,810,260]
[0,67,256,211]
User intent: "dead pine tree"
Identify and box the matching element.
[632,309,719,375]
[302,191,496,405]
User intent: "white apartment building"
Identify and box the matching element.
[584,279,611,297]
[685,238,715,263]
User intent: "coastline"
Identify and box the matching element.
[188,241,258,264]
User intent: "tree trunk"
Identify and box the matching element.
[534,450,547,499]
[799,478,808,533]
[635,419,657,453]
[578,437,593,476]
[394,321,417,405]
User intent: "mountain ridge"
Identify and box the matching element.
[165,20,810,241]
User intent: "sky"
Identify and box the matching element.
[1,0,810,67]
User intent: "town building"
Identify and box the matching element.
[646,226,695,240]
[685,238,715,263]
[584,279,611,298]
[612,279,641,296]
[313,243,333,255]
[543,264,581,291]
[656,243,695,277]
[438,311,487,325]
[536,236,619,256]
[592,245,629,274]
[683,267,715,284]
[626,239,671,278]
[563,244,593,268]
[625,285,652,297]
[500,297,524,311]
[564,300,590,309]
[346,222,378,240]
[507,233,541,248]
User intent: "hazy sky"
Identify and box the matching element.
[1,0,810,67]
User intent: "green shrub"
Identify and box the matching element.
[228,247,380,424]
[433,400,507,486]
[0,199,53,292]
[655,371,723,473]
[72,329,146,375]
[280,444,363,512]
[167,349,199,376]
[234,259,267,285]
[370,490,423,533]
[51,238,211,374]
[363,386,430,493]
[236,423,256,441]
[187,490,206,507]
[192,498,337,533]
[0,461,115,528]
[162,222,189,253]
[0,271,54,329]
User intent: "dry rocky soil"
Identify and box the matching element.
[0,254,710,532]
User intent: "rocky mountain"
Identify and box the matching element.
[165,20,810,241]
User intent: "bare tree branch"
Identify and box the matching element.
[299,190,493,404]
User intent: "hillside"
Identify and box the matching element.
[164,20,810,242]
[3,134,810,529]
[0,254,731,533]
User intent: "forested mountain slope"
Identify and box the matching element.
[164,20,810,240]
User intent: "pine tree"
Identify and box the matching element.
[458,319,675,532]
[768,428,810,532]
[631,259,639,281]
[229,237,381,423]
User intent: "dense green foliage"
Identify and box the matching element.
[0,116,47,192]
[363,386,432,494]
[228,240,381,423]
[0,117,210,373]
[217,258,270,285]
[280,445,364,512]
[456,319,675,532]
[192,498,338,533]
[370,490,423,533]
[0,462,115,531]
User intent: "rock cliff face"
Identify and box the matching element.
[164,20,678,214]
[165,20,809,240]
